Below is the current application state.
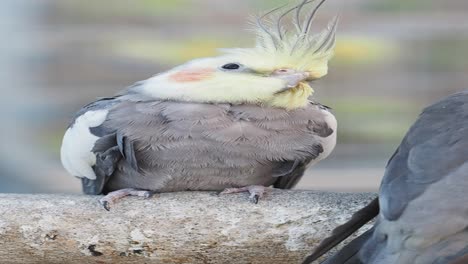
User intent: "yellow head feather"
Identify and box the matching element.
[267,82,314,110]
[222,0,338,79]
[139,0,337,110]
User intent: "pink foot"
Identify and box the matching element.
[99,188,153,211]
[220,185,268,204]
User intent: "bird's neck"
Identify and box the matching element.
[266,82,314,110]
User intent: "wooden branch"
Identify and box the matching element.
[0,190,376,264]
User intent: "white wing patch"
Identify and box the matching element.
[302,108,337,170]
[317,108,337,161]
[60,109,109,179]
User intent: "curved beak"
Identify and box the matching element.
[270,69,310,92]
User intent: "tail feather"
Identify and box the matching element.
[302,198,379,264]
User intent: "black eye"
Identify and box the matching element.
[221,63,241,70]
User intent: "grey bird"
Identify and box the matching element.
[60,1,339,210]
[303,91,468,264]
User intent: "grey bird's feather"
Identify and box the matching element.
[304,91,468,264]
[66,87,336,195]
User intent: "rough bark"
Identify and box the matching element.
[0,190,376,264]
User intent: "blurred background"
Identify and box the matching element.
[1,0,467,193]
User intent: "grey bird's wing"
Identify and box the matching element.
[272,142,323,189]
[272,104,334,189]
[85,127,138,195]
[379,92,468,220]
[304,91,468,264]
[61,97,120,194]
[83,94,151,195]
[61,90,148,195]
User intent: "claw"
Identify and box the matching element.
[100,200,111,211]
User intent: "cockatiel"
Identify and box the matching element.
[303,91,468,264]
[60,0,338,210]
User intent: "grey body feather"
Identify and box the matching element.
[379,92,468,220]
[70,90,335,195]
[309,91,468,264]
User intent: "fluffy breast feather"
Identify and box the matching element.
[106,100,336,168]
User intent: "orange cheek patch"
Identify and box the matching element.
[169,68,214,82]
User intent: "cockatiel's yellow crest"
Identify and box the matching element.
[223,0,337,79]
[139,0,337,110]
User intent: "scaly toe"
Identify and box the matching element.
[219,188,236,195]
[219,187,248,195]
[219,185,267,203]
[98,188,153,211]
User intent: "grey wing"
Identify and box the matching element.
[272,111,333,189]
[379,91,468,220]
[360,91,468,263]
[61,96,139,195]
[272,156,318,189]
[85,108,141,195]
[83,131,138,195]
